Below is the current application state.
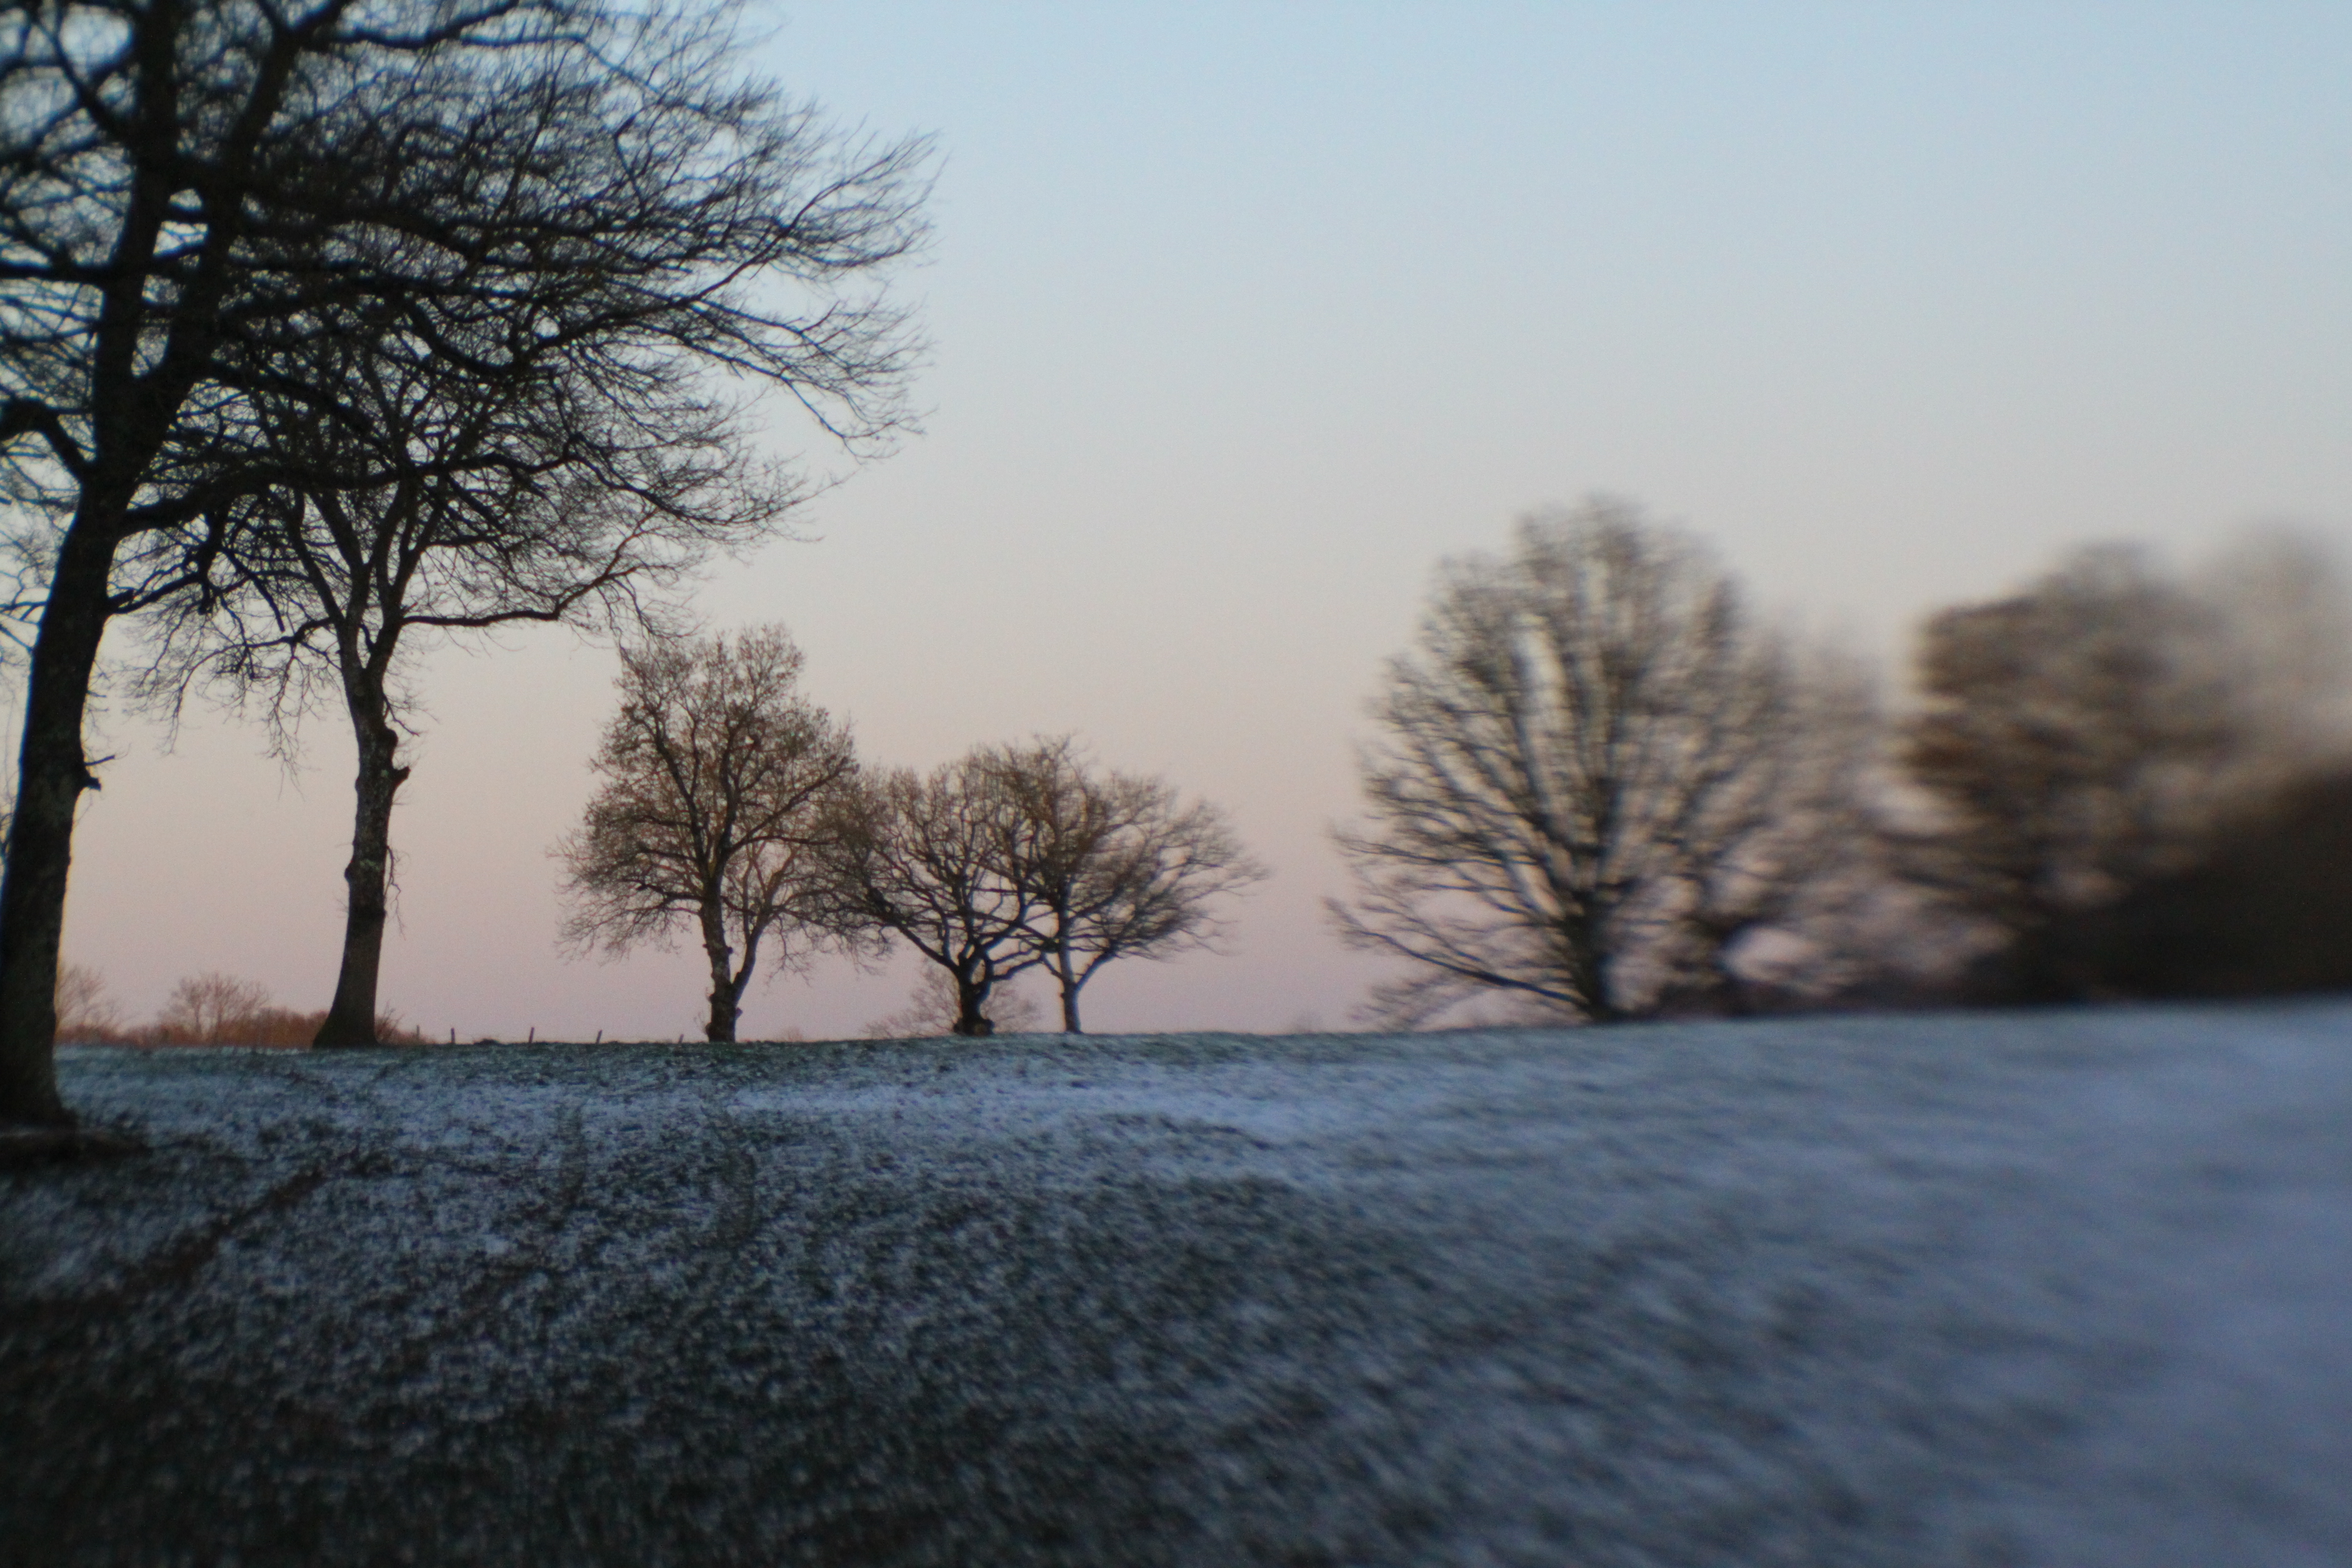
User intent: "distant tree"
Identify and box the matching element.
[53,963,125,1044]
[1660,645,1887,1013]
[831,755,1044,1036]
[0,0,930,1124]
[140,971,418,1046]
[146,973,279,1046]
[557,629,868,1043]
[984,737,1266,1032]
[1898,537,2352,1000]
[1329,499,1874,1026]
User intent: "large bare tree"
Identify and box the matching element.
[557,628,867,1043]
[1329,499,1872,1026]
[0,0,928,1119]
[132,256,798,1045]
[984,736,1265,1032]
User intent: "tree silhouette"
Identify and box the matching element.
[558,629,869,1043]
[985,737,1265,1032]
[0,0,929,1117]
[1898,539,2352,1000]
[1330,500,1873,1026]
[832,756,1046,1037]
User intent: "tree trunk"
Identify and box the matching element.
[952,964,995,1036]
[0,522,121,1127]
[703,957,739,1043]
[313,714,411,1047]
[1558,902,1617,1022]
[1699,915,1756,1017]
[1055,932,1082,1033]
[701,906,752,1042]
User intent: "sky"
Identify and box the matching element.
[39,1,2352,1040]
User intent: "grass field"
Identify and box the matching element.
[4,1003,2349,1565]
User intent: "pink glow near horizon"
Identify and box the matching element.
[31,3,2352,1038]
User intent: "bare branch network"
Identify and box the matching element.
[1331,502,2352,1027]
[0,0,932,1113]
[558,636,1265,1041]
[1329,499,1882,1028]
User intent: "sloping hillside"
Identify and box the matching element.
[4,1004,2348,1565]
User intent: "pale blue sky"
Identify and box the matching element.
[54,2,2352,1038]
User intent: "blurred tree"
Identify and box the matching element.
[1901,536,2352,1001]
[1901,548,2229,999]
[1661,644,1888,1014]
[2105,769,2352,998]
[0,0,930,1122]
[150,973,275,1045]
[558,629,869,1044]
[52,963,124,1044]
[1329,499,1878,1026]
[985,737,1266,1032]
[2194,529,2352,773]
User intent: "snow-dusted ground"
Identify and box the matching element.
[3,1003,2349,1566]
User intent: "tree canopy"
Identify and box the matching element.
[984,737,1264,1033]
[1898,537,2352,1001]
[1330,499,1875,1026]
[558,628,870,1043]
[0,0,929,1117]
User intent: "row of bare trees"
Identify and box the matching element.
[0,0,932,1126]
[55,967,423,1046]
[1331,499,2352,1026]
[555,628,1266,1040]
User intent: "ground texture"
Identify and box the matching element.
[3,1003,2348,1566]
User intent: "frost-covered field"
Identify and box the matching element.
[3,1004,2349,1567]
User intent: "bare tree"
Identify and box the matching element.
[136,971,416,1045]
[53,962,125,1043]
[149,972,273,1045]
[557,628,867,1044]
[984,737,1266,1032]
[1661,643,1887,1012]
[0,0,573,1122]
[1329,499,1869,1027]
[133,278,795,1046]
[831,755,1044,1037]
[0,0,930,1120]
[1897,539,2350,1001]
